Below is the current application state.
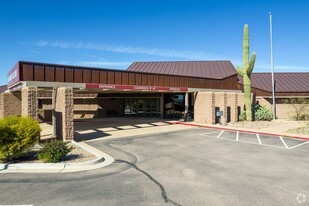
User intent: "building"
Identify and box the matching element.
[0,60,308,140]
[238,73,309,119]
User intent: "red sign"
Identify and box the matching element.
[7,62,20,87]
[85,83,188,92]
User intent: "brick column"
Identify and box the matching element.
[223,93,227,121]
[55,87,74,141]
[194,92,215,124]
[22,87,38,120]
[211,92,216,124]
[227,92,238,123]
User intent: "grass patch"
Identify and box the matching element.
[288,123,309,135]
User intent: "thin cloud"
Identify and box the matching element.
[255,64,309,72]
[23,40,222,60]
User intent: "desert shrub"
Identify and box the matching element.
[283,97,309,121]
[0,116,41,161]
[38,140,73,163]
[254,105,273,121]
[238,104,273,121]
[239,110,247,121]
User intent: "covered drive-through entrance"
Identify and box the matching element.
[2,60,245,141]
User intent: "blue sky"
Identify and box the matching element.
[1,0,309,85]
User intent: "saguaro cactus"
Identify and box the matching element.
[236,24,256,121]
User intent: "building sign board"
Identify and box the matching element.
[85,83,188,92]
[7,63,20,87]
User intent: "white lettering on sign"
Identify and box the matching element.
[133,86,155,90]
[170,87,181,91]
[8,69,17,83]
[99,84,115,89]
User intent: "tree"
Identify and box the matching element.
[236,24,256,121]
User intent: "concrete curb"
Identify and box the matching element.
[0,141,114,173]
[171,121,309,141]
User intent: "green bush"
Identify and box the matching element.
[0,116,41,161]
[38,140,73,163]
[239,110,247,121]
[238,104,273,121]
[254,105,273,121]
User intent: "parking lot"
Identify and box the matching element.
[1,126,308,206]
[198,128,308,150]
[89,127,309,205]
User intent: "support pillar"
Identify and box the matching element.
[160,93,164,119]
[55,87,74,141]
[22,87,38,120]
[184,92,189,113]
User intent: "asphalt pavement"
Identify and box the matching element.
[0,127,308,206]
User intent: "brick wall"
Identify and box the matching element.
[0,92,22,119]
[194,91,247,124]
[194,92,215,124]
[55,87,74,141]
[257,97,309,119]
[74,98,99,119]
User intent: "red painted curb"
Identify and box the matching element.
[167,121,309,141]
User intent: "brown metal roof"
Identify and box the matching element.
[0,85,7,93]
[127,61,237,79]
[238,73,309,92]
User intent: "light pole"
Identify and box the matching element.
[269,12,276,120]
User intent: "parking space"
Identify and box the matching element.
[198,128,308,150]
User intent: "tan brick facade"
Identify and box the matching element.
[55,87,74,141]
[194,91,246,124]
[21,87,38,120]
[194,92,216,124]
[257,97,309,119]
[0,92,22,118]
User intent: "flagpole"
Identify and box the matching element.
[269,12,276,120]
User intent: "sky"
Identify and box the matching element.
[1,0,309,85]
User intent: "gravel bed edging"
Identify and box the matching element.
[0,141,115,173]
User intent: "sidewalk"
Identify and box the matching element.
[173,120,309,140]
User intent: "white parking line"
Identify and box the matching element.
[198,131,222,136]
[256,134,262,145]
[288,141,309,149]
[217,130,224,138]
[198,130,308,150]
[213,135,287,149]
[279,136,289,149]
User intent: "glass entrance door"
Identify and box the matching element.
[164,93,185,119]
[124,98,160,117]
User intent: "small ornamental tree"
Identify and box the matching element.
[0,116,41,161]
[236,24,256,121]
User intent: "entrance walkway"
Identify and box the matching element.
[39,117,190,142]
[74,117,189,142]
